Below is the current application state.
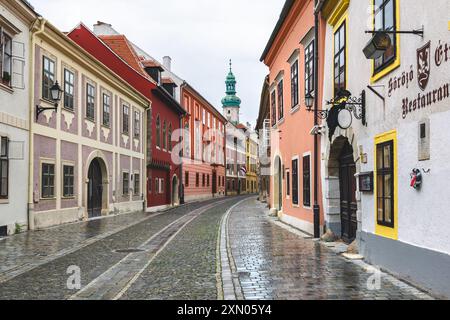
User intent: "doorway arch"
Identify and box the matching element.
[171,175,179,206]
[327,136,358,243]
[273,155,282,212]
[85,151,109,219]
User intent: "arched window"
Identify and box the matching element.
[168,124,172,152]
[156,115,161,148]
[162,120,167,150]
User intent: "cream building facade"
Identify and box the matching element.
[0,0,36,236]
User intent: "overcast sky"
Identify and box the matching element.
[30,0,285,126]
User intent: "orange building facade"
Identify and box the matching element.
[261,0,326,235]
[180,83,227,202]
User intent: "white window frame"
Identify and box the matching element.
[302,151,313,210]
[61,161,75,199]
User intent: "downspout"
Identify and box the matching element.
[179,113,184,204]
[27,17,46,231]
[313,0,326,238]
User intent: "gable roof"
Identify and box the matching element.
[98,34,148,77]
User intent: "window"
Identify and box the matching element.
[102,94,110,127]
[207,174,210,187]
[0,137,8,199]
[134,111,140,138]
[202,174,206,187]
[42,56,55,101]
[277,80,284,120]
[334,22,346,94]
[196,173,199,187]
[374,0,397,73]
[292,159,299,205]
[159,178,164,194]
[86,83,95,120]
[184,123,190,157]
[291,60,299,108]
[168,124,172,151]
[185,171,189,187]
[63,165,74,198]
[271,90,276,126]
[376,140,394,227]
[155,178,159,194]
[123,172,129,195]
[41,163,55,199]
[122,105,129,134]
[148,174,152,194]
[134,173,140,195]
[0,30,12,87]
[64,69,75,111]
[303,155,311,207]
[305,41,315,98]
[286,171,290,197]
[162,121,167,150]
[156,115,161,148]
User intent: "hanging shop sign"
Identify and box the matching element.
[386,40,450,119]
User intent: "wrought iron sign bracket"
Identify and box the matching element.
[36,103,58,121]
[367,85,385,103]
[326,90,367,127]
[365,26,424,38]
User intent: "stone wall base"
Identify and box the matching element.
[359,231,450,299]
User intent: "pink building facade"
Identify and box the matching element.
[261,0,325,235]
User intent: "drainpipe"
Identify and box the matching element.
[313,1,325,239]
[27,17,46,231]
[179,114,184,204]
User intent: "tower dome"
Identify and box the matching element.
[221,60,241,108]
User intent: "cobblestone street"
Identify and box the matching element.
[0,196,434,300]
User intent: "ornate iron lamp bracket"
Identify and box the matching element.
[326,90,367,126]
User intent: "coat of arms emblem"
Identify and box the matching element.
[417,41,431,91]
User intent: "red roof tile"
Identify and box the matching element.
[98,35,148,77]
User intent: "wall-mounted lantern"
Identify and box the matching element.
[363,27,424,60]
[36,81,63,121]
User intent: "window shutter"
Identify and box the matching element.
[12,41,25,59]
[11,58,25,89]
[11,41,25,89]
[7,140,24,160]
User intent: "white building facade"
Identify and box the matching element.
[320,0,450,297]
[0,0,36,236]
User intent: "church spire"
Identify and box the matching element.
[222,59,241,105]
[222,59,241,125]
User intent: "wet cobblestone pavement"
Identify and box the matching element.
[227,198,434,300]
[121,197,245,300]
[0,199,228,300]
[0,196,435,300]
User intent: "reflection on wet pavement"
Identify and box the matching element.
[228,199,432,300]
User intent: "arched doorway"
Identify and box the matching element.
[326,136,358,243]
[172,175,179,206]
[87,158,104,218]
[338,140,357,243]
[273,156,282,212]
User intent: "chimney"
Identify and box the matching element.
[163,56,172,71]
[93,21,118,36]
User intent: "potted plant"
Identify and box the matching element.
[2,71,11,86]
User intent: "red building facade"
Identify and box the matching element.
[180,83,227,202]
[68,24,185,210]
